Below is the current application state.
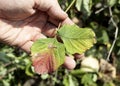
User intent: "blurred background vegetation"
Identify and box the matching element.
[0,0,120,86]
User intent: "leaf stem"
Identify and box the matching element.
[106,7,119,61]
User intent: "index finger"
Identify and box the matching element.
[35,0,67,20]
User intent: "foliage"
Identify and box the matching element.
[0,0,120,86]
[31,24,95,74]
[57,25,96,54]
[31,38,65,74]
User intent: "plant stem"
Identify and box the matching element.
[95,6,108,14]
[58,0,76,29]
[65,0,76,13]
[106,7,119,61]
[3,61,13,67]
[0,67,17,80]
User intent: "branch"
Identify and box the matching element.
[65,0,76,13]
[106,7,119,61]
[0,67,17,80]
[58,0,76,29]
[95,6,108,14]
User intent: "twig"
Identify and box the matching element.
[58,0,76,29]
[3,61,13,67]
[95,6,108,14]
[0,67,17,80]
[0,76,4,80]
[106,7,119,61]
[65,0,76,13]
[52,70,58,86]
[7,67,17,73]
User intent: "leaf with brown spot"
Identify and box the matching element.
[31,38,65,74]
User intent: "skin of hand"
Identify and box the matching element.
[0,0,79,70]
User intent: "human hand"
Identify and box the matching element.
[0,0,81,70]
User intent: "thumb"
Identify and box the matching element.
[35,0,67,20]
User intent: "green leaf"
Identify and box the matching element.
[107,0,117,7]
[83,0,92,15]
[103,82,115,86]
[41,74,49,80]
[63,75,78,86]
[2,80,10,86]
[75,0,83,11]
[81,74,97,86]
[63,75,69,86]
[0,66,7,76]
[119,0,120,4]
[0,52,10,63]
[68,75,76,86]
[25,62,34,77]
[117,37,120,47]
[75,0,92,19]
[31,38,65,74]
[71,69,85,75]
[81,74,92,84]
[57,24,96,54]
[97,29,109,44]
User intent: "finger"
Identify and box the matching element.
[48,17,74,27]
[42,22,57,37]
[48,17,59,26]
[74,53,85,60]
[42,17,74,37]
[63,56,76,70]
[35,0,67,20]
[21,33,47,53]
[26,11,48,30]
[0,0,36,20]
[61,17,74,25]
[32,33,46,41]
[21,41,33,53]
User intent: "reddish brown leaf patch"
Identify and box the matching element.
[32,52,55,74]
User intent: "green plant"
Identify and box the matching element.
[31,24,96,74]
[0,0,120,86]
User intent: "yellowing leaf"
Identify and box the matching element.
[31,38,65,74]
[57,24,96,54]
